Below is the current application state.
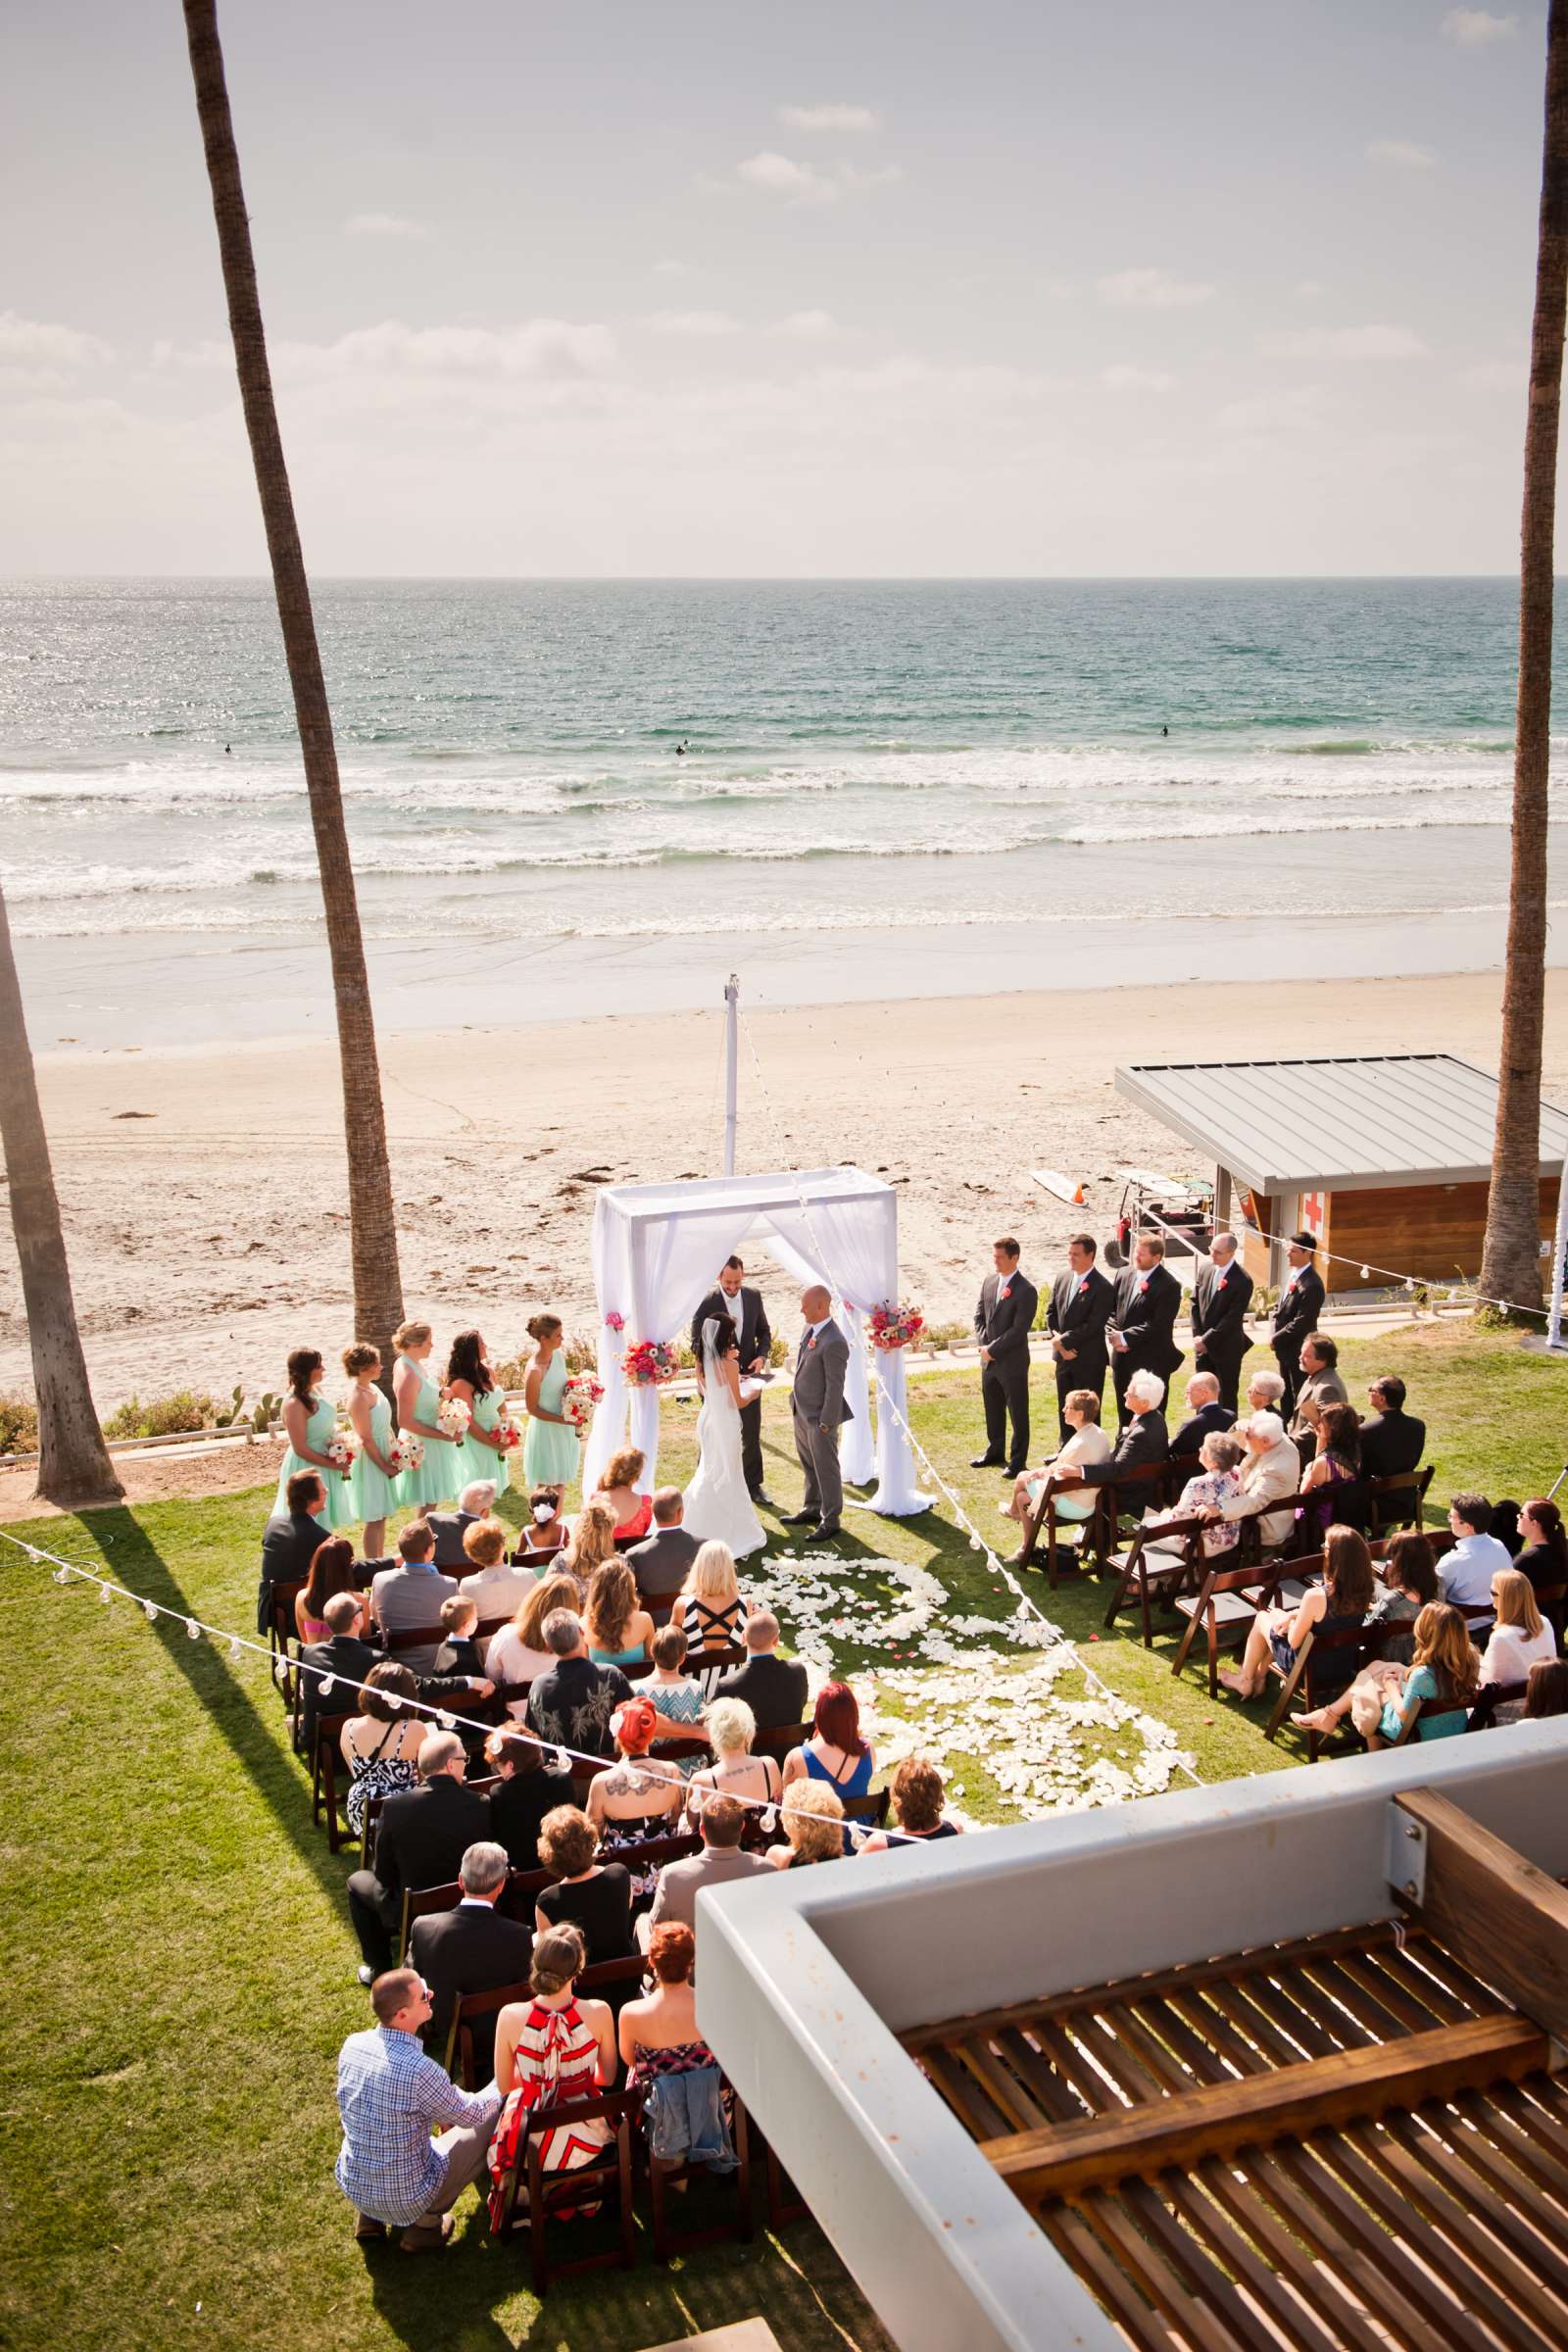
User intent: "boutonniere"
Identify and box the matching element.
[807,1334,817,1349]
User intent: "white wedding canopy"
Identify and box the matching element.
[581,1165,930,1517]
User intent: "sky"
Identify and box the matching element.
[0,1,1555,575]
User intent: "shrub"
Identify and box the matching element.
[0,1395,39,1456]
[103,1390,215,1441]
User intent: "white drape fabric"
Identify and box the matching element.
[581,1168,928,1513]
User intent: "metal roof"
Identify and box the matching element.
[1113,1054,1568,1194]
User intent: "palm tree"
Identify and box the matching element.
[1481,0,1568,1320]
[181,0,404,1367]
[0,882,122,1503]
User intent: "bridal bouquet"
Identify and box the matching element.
[495,1410,523,1453]
[561,1373,604,1433]
[326,1431,356,1475]
[867,1299,926,1351]
[437,1396,472,1439]
[393,1435,424,1474]
[622,1338,680,1387]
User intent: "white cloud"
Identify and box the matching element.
[736,151,900,206]
[1442,9,1517,44]
[0,309,113,368]
[344,211,432,240]
[771,309,837,339]
[1102,364,1174,393]
[647,309,739,337]
[1366,139,1437,169]
[1263,322,1428,360]
[777,103,879,132]
[271,318,617,380]
[1097,267,1215,310]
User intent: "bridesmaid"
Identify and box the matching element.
[343,1342,399,1562]
[391,1319,461,1509]
[446,1327,512,1502]
[522,1312,580,1494]
[272,1346,354,1531]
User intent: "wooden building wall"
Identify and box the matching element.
[1323,1176,1558,1290]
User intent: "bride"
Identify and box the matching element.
[683,1314,766,1559]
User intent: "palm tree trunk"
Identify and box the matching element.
[0,883,122,1504]
[181,0,404,1368]
[1481,0,1568,1320]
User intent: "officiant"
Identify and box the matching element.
[691,1254,774,1505]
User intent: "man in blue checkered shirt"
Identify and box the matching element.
[335,1968,502,2251]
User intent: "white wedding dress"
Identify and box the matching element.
[683,1319,766,1559]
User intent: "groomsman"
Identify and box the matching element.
[1271,1231,1325,1415]
[691,1254,774,1505]
[971,1237,1039,1477]
[1189,1231,1253,1413]
[1106,1233,1184,1428]
[1046,1234,1115,1440]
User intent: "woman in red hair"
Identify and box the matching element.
[782,1681,874,1852]
[584,1690,684,1897]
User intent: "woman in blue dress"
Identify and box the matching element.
[342,1342,400,1562]
[391,1319,462,1509]
[272,1346,355,1531]
[783,1681,875,1854]
[446,1327,513,1501]
[522,1312,580,1494]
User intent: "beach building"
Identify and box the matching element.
[1111,1054,1568,1294]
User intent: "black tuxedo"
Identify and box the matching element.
[426,1507,482,1571]
[974,1267,1039,1472]
[410,1900,532,2077]
[1107,1264,1184,1426]
[1076,1409,1170,1519]
[299,1631,377,1754]
[257,1507,326,1637]
[1171,1398,1236,1461]
[1358,1409,1426,1483]
[346,1774,494,1974]
[1190,1260,1254,1412]
[489,1764,576,1873]
[1271,1265,1325,1412]
[712,1648,810,1733]
[1046,1264,1115,1438]
[691,1284,773,1494]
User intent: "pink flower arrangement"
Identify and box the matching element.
[622,1339,680,1388]
[561,1374,604,1433]
[396,1435,424,1474]
[603,1310,625,1334]
[495,1411,522,1453]
[867,1299,926,1351]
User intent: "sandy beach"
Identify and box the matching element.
[3,965,1563,1418]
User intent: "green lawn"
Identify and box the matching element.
[2,1318,1562,2350]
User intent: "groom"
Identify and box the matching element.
[691,1254,774,1505]
[785,1284,854,1545]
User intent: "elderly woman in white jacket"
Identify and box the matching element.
[1003,1387,1111,1530]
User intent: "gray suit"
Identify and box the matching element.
[791,1319,854,1531]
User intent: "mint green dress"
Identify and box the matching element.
[272,1391,355,1530]
[455,1386,512,1500]
[523,1351,580,1488]
[348,1389,400,1525]
[394,1356,459,1508]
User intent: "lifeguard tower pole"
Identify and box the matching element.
[723,973,740,1177]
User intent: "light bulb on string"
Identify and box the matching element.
[437,1712,456,1731]
[144,1601,159,1624]
[54,1566,72,1586]
[99,1582,113,1605]
[319,1676,335,1698]
[760,1807,777,1834]
[185,1618,202,1642]
[553,1748,571,1775]
[229,1639,243,1661]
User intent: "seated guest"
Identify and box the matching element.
[766,1781,846,1869]
[432,1594,492,1687]
[641,1794,771,1942]
[258,1467,326,1636]
[1478,1569,1557,1721]
[583,1693,685,1899]
[860,1755,963,1852]
[340,1661,424,1842]
[563,1495,619,1589]
[458,1516,536,1624]
[1490,1499,1525,1559]
[485,1727,574,1873]
[584,1558,656,1668]
[783,1681,873,1852]
[488,1928,617,2200]
[533,1805,634,1960]
[711,1609,808,1732]
[1298,1402,1362,1542]
[1209,1409,1300,1549]
[1219,1525,1375,1704]
[1439,1494,1513,1633]
[1246,1368,1287,1417]
[1366,1601,1479,1744]
[596,1446,654,1547]
[296,1535,362,1643]
[687,1695,783,1818]
[370,1521,459,1672]
[1526,1658,1568,1718]
[1293,1532,1440,1737]
[626,1486,702,1603]
[485,1571,580,1716]
[302,1589,378,1754]
[648,1624,707,1767]
[409,1839,532,2080]
[526,1610,635,1761]
[426,1481,497,1572]
[346,1730,492,1982]
[618,1923,739,2177]
[1170,1372,1235,1461]
[334,1968,501,2251]
[1141,1430,1247,1562]
[1287,1334,1348,1442]
[1516,1496,1568,1642]
[1048,1369,1169,1532]
[517,1485,567,1561]
[1357,1376,1425,1482]
[1004,1389,1110,1538]
[677,1543,750,1686]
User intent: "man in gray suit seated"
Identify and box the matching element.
[784,1283,854,1545]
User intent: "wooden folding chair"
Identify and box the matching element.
[1388,1689,1476,1746]
[512,1538,565,1571]
[1092,1459,1180,1568]
[399,1877,464,1962]
[1102,1512,1209,1645]
[446,1979,529,2087]
[312,1711,352,1850]
[384,1621,448,1661]
[750,1720,812,1767]
[490,2087,639,2296]
[1012,1478,1105,1584]
[1168,1556,1290,1696]
[270,1580,306,1711]
[639,2077,753,2264]
[842,1789,892,1837]
[1366,1466,1432,1539]
[1264,1617,1391,1754]
[1466,1679,1528,1732]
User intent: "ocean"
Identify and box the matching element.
[2,576,1563,1048]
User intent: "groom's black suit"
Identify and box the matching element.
[691,1285,773,1496]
